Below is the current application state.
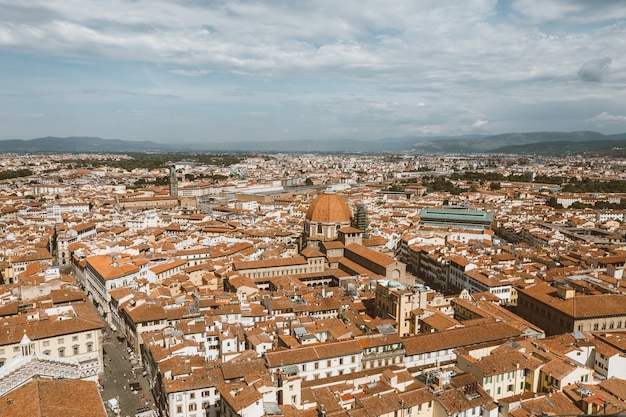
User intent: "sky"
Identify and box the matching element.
[0,0,625,144]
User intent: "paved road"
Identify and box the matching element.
[100,327,158,417]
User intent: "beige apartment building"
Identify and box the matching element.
[0,300,103,396]
[374,280,430,336]
[517,282,626,336]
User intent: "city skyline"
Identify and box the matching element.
[0,0,625,144]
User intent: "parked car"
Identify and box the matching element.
[107,398,120,414]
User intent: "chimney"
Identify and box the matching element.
[557,284,575,300]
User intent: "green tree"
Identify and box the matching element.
[0,169,33,180]
[387,183,405,192]
[546,197,562,208]
[489,182,501,190]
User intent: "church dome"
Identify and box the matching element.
[305,191,352,223]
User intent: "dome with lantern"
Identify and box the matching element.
[302,190,352,248]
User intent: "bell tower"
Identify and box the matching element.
[169,164,178,197]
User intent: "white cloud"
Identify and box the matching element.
[591,112,626,122]
[511,0,626,25]
[472,119,489,128]
[0,0,624,140]
[0,1,536,77]
[82,88,179,100]
[168,69,210,77]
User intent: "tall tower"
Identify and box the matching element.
[354,203,369,238]
[169,165,178,197]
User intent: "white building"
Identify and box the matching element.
[264,339,363,381]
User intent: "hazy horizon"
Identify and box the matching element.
[1,1,625,144]
[2,130,625,145]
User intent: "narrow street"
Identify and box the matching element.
[100,325,158,417]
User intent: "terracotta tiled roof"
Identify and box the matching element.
[163,367,222,394]
[518,282,626,318]
[221,357,268,380]
[599,378,626,401]
[11,248,53,263]
[85,255,140,280]
[300,247,325,258]
[541,356,576,379]
[514,392,581,417]
[0,301,102,345]
[356,333,402,349]
[403,322,523,355]
[219,383,263,412]
[0,379,107,417]
[421,310,460,331]
[436,381,494,414]
[50,288,86,304]
[338,256,384,279]
[150,259,187,275]
[234,256,307,271]
[448,255,471,267]
[594,332,626,352]
[265,339,363,367]
[322,241,344,250]
[124,302,167,324]
[345,243,396,267]
[305,192,351,223]
[474,350,542,376]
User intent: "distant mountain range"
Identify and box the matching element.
[1,131,626,155]
[0,136,171,153]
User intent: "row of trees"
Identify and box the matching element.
[129,172,231,189]
[546,197,626,210]
[63,153,245,171]
[0,169,33,180]
[562,178,626,193]
[449,171,565,184]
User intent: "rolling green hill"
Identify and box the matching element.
[1,131,625,155]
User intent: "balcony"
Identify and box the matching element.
[362,348,406,360]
